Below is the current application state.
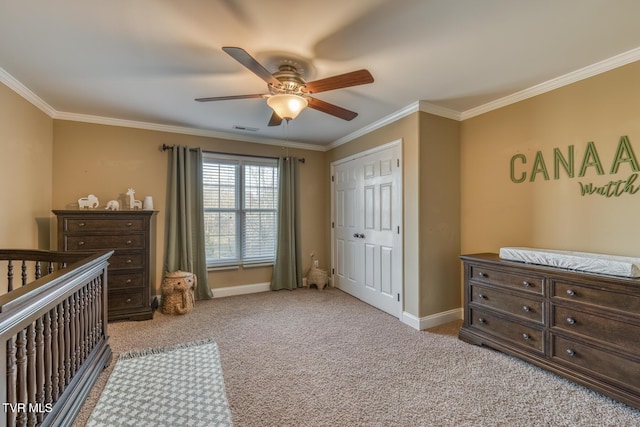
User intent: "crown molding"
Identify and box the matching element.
[53,111,323,151]
[327,102,421,150]
[4,45,640,152]
[0,67,56,117]
[460,46,640,120]
[0,65,321,151]
[418,101,461,121]
[326,101,460,150]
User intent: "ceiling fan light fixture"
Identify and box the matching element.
[267,94,308,120]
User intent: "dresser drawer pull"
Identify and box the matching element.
[522,333,530,340]
[522,281,531,287]
[478,272,487,278]
[77,241,85,246]
[478,294,486,300]
[126,298,132,303]
[127,222,133,227]
[566,289,575,296]
[478,317,486,324]
[126,240,132,245]
[126,279,132,284]
[522,305,530,312]
[126,259,132,264]
[566,349,575,357]
[78,222,86,227]
[566,317,576,325]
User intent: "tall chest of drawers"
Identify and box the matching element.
[459,253,640,410]
[54,210,157,321]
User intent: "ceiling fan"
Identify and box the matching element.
[195,47,374,126]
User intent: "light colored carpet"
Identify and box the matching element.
[86,339,232,426]
[74,288,640,426]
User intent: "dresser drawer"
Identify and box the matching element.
[109,252,145,269]
[460,253,640,410]
[552,280,640,313]
[552,305,640,353]
[552,335,640,394]
[64,234,145,251]
[55,210,156,322]
[471,285,544,324]
[469,265,544,295]
[470,309,544,353]
[109,271,144,290]
[109,290,145,311]
[63,217,145,232]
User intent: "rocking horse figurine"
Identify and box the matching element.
[126,188,142,210]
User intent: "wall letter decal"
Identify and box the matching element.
[578,141,604,177]
[610,135,639,174]
[554,146,574,179]
[530,151,550,182]
[510,154,526,183]
[511,136,640,197]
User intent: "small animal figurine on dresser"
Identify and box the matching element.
[126,188,142,210]
[78,194,99,209]
[105,200,120,211]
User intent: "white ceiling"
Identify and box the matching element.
[2,0,640,149]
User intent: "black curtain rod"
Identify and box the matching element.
[161,144,305,163]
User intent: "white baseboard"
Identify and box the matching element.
[402,307,463,331]
[152,282,271,303]
[212,282,271,298]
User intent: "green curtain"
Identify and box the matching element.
[270,157,302,290]
[164,145,212,300]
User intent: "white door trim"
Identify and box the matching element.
[331,139,403,166]
[330,139,403,318]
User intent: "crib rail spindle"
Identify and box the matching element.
[0,249,112,427]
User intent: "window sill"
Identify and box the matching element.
[207,262,274,272]
[207,265,239,272]
[242,262,274,269]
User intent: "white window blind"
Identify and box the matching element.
[202,153,278,267]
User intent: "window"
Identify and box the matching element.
[202,153,278,267]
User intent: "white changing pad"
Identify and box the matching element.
[499,247,640,278]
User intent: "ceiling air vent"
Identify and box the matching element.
[233,125,259,132]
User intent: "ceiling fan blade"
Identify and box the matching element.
[222,47,281,87]
[195,94,264,102]
[307,97,358,121]
[303,69,374,94]
[268,112,283,127]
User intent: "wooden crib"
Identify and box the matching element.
[0,249,113,427]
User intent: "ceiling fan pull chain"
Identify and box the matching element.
[283,119,290,141]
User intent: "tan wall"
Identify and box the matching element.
[0,82,53,249]
[326,114,422,316]
[52,120,326,296]
[461,61,640,257]
[7,56,637,322]
[326,112,460,318]
[419,112,460,315]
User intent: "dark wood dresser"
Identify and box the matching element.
[459,253,640,410]
[54,210,157,321]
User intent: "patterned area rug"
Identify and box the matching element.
[87,339,233,426]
